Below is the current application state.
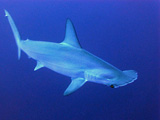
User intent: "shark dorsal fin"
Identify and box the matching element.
[61,19,82,48]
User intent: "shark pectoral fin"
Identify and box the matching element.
[34,61,44,71]
[61,19,82,48]
[64,78,86,96]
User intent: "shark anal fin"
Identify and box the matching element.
[61,19,82,48]
[64,78,86,96]
[34,61,44,71]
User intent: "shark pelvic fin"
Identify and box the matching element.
[34,61,44,71]
[61,19,82,48]
[64,78,86,96]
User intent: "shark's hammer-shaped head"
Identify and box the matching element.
[109,70,138,88]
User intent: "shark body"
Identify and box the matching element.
[5,10,137,95]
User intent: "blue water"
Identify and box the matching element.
[0,1,159,120]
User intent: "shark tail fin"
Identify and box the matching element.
[5,10,21,59]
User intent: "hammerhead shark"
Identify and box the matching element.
[5,10,137,95]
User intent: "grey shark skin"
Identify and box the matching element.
[5,10,138,96]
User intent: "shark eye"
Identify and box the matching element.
[110,85,114,88]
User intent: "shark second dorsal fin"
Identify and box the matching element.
[61,19,82,48]
[64,78,86,96]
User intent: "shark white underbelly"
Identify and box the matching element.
[20,40,120,78]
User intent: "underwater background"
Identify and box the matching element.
[0,1,159,120]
